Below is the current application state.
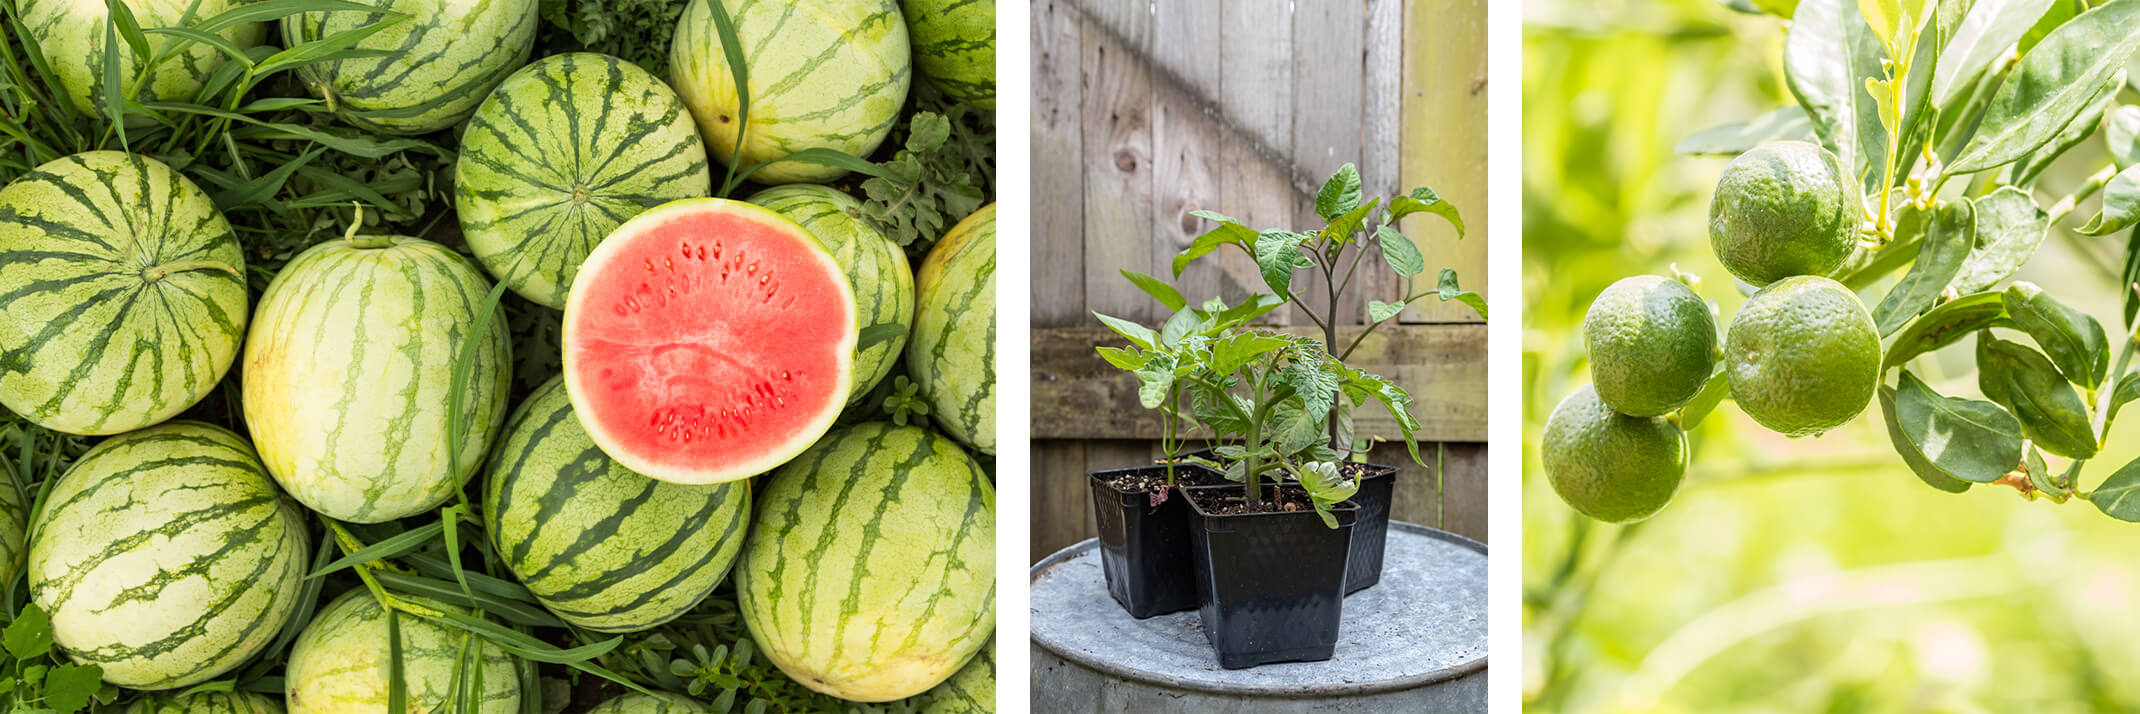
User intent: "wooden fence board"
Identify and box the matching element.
[1400,0,1489,324]
[1032,0,1086,327]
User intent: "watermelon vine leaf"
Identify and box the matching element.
[860,111,987,253]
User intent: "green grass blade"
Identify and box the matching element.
[307,519,446,579]
[372,573,561,628]
[705,0,750,196]
[387,606,407,714]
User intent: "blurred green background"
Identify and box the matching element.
[1524,1,2140,711]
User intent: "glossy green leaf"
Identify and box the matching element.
[1977,337,2097,458]
[2110,105,2140,168]
[1788,0,1868,166]
[2083,163,2140,236]
[1932,0,2057,105]
[1948,0,2140,174]
[2009,74,2118,187]
[2088,456,2140,521]
[1676,106,1817,155]
[1885,291,2009,369]
[1880,385,1974,492]
[1873,200,1973,334]
[1945,186,2049,294]
[2004,281,2109,387]
[1895,370,2025,482]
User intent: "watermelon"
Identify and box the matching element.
[923,641,993,713]
[484,377,751,633]
[561,198,855,485]
[27,423,309,691]
[747,185,914,403]
[908,204,995,454]
[668,0,911,184]
[284,0,539,135]
[0,151,247,435]
[586,692,713,713]
[457,52,713,309]
[902,0,995,110]
[284,590,520,713]
[17,0,267,118]
[242,234,512,523]
[126,690,284,714]
[737,422,994,702]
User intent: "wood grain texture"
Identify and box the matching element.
[1032,0,1086,327]
[1079,4,1158,323]
[1289,0,1366,327]
[1400,0,1488,324]
[1030,324,1485,442]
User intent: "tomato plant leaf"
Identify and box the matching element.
[1119,270,1186,311]
[1376,224,1424,277]
[1315,163,1362,221]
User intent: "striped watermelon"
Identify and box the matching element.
[27,423,309,691]
[0,151,247,435]
[747,185,914,403]
[18,0,267,118]
[586,692,713,713]
[242,234,512,523]
[284,0,539,135]
[125,690,284,714]
[923,641,993,713]
[457,52,712,309]
[669,0,911,184]
[908,204,995,454]
[902,0,995,110]
[738,422,994,702]
[484,377,750,633]
[284,590,520,713]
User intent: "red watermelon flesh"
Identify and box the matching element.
[562,198,856,484]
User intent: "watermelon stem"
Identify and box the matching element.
[141,259,241,282]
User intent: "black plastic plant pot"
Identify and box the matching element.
[1183,484,1358,669]
[1088,465,1225,619]
[1345,463,1399,594]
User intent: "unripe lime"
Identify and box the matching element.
[1724,275,1880,437]
[1542,385,1687,524]
[1709,141,1859,286]
[1583,275,1720,416]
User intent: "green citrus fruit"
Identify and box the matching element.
[1542,385,1687,524]
[1709,140,1860,286]
[1724,275,1880,437]
[1583,275,1720,417]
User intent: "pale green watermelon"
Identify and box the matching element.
[126,689,284,714]
[902,0,994,109]
[0,151,247,435]
[0,465,24,591]
[284,590,519,713]
[484,378,750,632]
[908,204,995,454]
[28,423,309,691]
[748,185,914,403]
[241,234,512,523]
[585,692,713,713]
[457,52,712,309]
[739,422,994,702]
[924,641,993,713]
[18,0,267,117]
[284,0,539,134]
[669,0,911,183]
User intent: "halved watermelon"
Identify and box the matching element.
[562,198,856,484]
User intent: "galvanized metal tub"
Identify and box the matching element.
[1030,522,1488,713]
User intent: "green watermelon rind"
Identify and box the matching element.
[242,236,513,524]
[585,692,715,714]
[17,0,267,117]
[484,378,750,633]
[922,640,994,714]
[284,0,540,135]
[669,0,912,184]
[738,422,995,703]
[124,689,285,714]
[908,204,996,454]
[28,422,309,691]
[747,185,915,404]
[284,590,520,714]
[902,0,995,110]
[457,52,713,309]
[0,151,248,436]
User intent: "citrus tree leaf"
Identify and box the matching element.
[2008,73,2119,187]
[1931,0,2057,106]
[1895,370,2024,483]
[1879,385,1974,493]
[1977,336,2097,458]
[1945,186,2048,294]
[2003,281,2109,388]
[2082,163,2140,236]
[1873,200,1973,334]
[1948,0,2140,174]
[1787,0,1868,166]
[2089,456,2140,521]
[1885,291,2009,369]
[2110,105,2140,168]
